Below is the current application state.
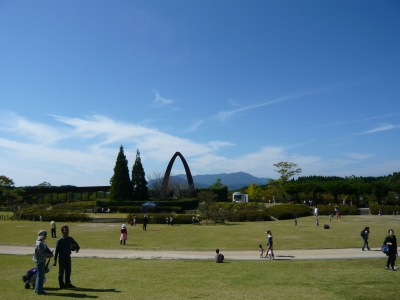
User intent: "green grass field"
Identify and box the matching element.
[0,214,398,299]
[1,255,398,300]
[1,215,398,250]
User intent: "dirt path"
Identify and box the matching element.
[0,245,389,260]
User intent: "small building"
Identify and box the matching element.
[232,192,249,203]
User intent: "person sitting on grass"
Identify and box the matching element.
[215,249,224,263]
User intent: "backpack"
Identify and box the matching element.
[381,244,389,254]
[360,230,365,237]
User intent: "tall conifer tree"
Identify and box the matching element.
[109,145,133,202]
[131,149,149,200]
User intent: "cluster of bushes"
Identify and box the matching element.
[96,199,199,212]
[221,210,272,222]
[126,213,195,224]
[266,204,311,220]
[370,205,400,215]
[316,205,359,216]
[13,202,93,222]
[15,211,91,223]
[117,206,184,214]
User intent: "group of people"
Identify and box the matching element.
[32,225,80,295]
[32,220,396,295]
[362,227,398,270]
[257,230,275,260]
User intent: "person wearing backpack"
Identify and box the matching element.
[361,227,370,251]
[384,229,398,271]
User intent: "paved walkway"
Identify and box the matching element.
[0,245,390,260]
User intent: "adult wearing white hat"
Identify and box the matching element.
[33,230,53,295]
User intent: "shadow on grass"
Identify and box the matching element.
[45,287,120,298]
[275,255,295,260]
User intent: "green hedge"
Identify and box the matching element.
[126,213,195,224]
[96,199,199,210]
[14,211,91,222]
[316,205,359,216]
[117,206,184,214]
[266,204,311,220]
[370,205,400,215]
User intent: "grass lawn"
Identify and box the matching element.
[0,215,399,250]
[1,255,398,300]
[0,214,398,299]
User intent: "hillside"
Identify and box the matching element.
[170,171,270,191]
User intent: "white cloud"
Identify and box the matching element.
[213,86,337,122]
[152,90,174,107]
[187,120,203,132]
[1,112,399,186]
[342,153,375,160]
[358,124,400,134]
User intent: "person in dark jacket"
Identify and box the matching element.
[361,227,370,251]
[384,229,398,271]
[215,249,224,263]
[54,226,80,289]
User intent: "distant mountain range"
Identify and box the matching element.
[170,172,270,191]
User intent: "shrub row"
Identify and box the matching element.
[370,205,400,215]
[13,211,91,222]
[126,213,195,224]
[117,206,184,214]
[316,205,359,216]
[96,199,199,210]
[266,204,311,220]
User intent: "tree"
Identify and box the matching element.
[109,146,133,202]
[211,179,223,188]
[0,175,15,205]
[147,171,172,200]
[197,190,217,220]
[0,175,15,188]
[273,162,302,202]
[131,149,149,200]
[247,183,262,201]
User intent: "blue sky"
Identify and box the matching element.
[0,0,399,187]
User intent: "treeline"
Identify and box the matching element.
[283,173,400,205]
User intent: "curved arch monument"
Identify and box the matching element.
[162,152,197,198]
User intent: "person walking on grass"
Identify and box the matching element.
[50,220,56,238]
[33,230,53,295]
[54,226,80,289]
[143,215,148,231]
[266,230,274,260]
[259,245,265,258]
[361,227,370,251]
[384,229,398,271]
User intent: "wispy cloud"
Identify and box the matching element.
[152,90,174,107]
[213,86,337,121]
[358,124,400,135]
[342,152,375,160]
[228,99,240,106]
[317,113,400,129]
[187,120,204,132]
[1,112,399,186]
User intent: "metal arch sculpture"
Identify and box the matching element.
[162,152,197,198]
